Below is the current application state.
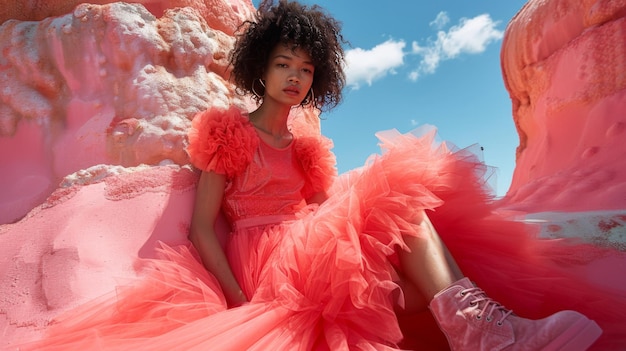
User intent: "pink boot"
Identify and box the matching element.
[429,278,602,351]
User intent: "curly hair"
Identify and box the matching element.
[229,0,346,112]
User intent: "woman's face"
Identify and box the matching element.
[261,44,315,107]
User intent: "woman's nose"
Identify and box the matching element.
[288,71,300,83]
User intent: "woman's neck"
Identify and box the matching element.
[248,103,293,148]
[248,103,291,137]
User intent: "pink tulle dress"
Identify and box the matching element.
[17,107,626,350]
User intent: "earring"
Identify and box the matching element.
[251,79,265,98]
[303,88,315,105]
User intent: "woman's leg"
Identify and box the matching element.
[396,211,602,351]
[398,213,463,300]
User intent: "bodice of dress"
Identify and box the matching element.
[186,106,337,230]
[222,139,308,230]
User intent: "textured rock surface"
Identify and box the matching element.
[1,0,625,349]
[0,0,253,35]
[0,2,248,224]
[500,0,626,212]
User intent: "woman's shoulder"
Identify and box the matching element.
[186,106,259,177]
[192,105,253,130]
[291,126,337,197]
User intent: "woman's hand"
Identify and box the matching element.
[227,290,249,308]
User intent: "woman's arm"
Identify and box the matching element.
[189,170,248,307]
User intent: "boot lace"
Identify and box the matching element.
[460,287,513,326]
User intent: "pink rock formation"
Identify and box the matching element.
[500,0,626,212]
[0,2,249,224]
[0,164,199,345]
[0,0,253,36]
[0,0,625,349]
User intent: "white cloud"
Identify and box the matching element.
[439,14,503,56]
[411,13,503,79]
[344,39,406,89]
[429,11,450,30]
[344,13,504,86]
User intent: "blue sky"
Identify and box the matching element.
[252,1,529,196]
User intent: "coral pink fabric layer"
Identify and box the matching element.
[14,127,626,350]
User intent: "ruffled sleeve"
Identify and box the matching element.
[293,134,338,198]
[186,106,259,178]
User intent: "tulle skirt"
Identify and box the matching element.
[17,127,626,350]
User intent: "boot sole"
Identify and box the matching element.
[542,318,603,351]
